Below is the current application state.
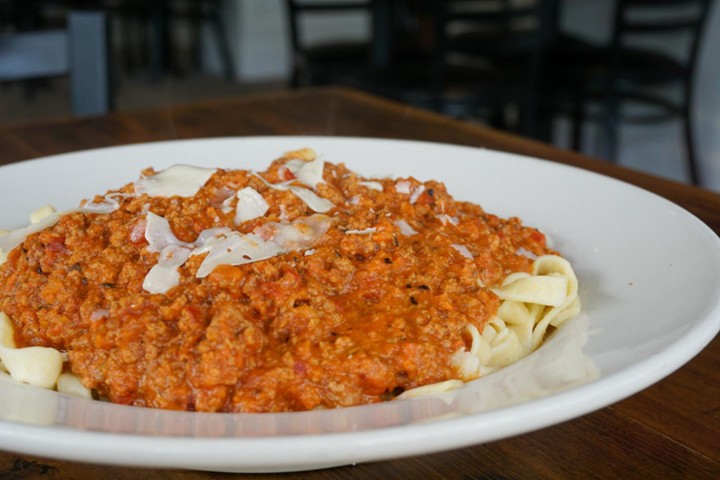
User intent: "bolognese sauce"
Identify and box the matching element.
[0,149,554,412]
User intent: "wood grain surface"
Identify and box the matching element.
[0,87,718,479]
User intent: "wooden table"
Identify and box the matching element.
[0,87,718,479]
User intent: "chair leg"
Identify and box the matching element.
[682,106,701,185]
[570,86,584,152]
[602,95,619,162]
[208,0,236,80]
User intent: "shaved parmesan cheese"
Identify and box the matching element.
[90,309,110,322]
[394,219,418,236]
[409,185,426,205]
[195,232,283,278]
[144,212,191,253]
[134,164,217,198]
[221,194,235,214]
[255,215,332,251]
[359,181,383,192]
[252,170,333,212]
[195,215,332,278]
[141,212,331,288]
[436,214,460,226]
[143,245,192,294]
[235,187,269,224]
[345,227,377,235]
[193,227,234,250]
[451,244,474,260]
[289,186,334,213]
[395,180,411,194]
[30,205,57,224]
[80,197,120,214]
[516,247,538,260]
[285,156,326,188]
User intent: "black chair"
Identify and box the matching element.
[0,10,112,115]
[284,0,375,88]
[102,0,235,80]
[429,0,560,135]
[546,0,713,185]
[284,0,558,133]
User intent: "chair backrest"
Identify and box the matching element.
[613,0,713,72]
[440,0,559,51]
[0,10,112,116]
[284,1,376,86]
[430,0,559,115]
[285,1,374,56]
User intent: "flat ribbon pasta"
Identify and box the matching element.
[453,255,581,379]
[0,311,91,396]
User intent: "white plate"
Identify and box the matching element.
[0,137,718,473]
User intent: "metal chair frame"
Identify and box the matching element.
[284,0,375,88]
[567,0,713,184]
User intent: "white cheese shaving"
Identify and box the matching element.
[143,245,192,294]
[195,215,331,278]
[134,164,217,198]
[289,186,334,213]
[395,180,411,194]
[90,309,110,322]
[451,244,474,260]
[304,249,316,256]
[144,212,191,253]
[79,197,120,214]
[255,215,332,251]
[345,227,377,235]
[516,247,538,260]
[251,171,334,213]
[235,187,269,224]
[221,194,235,214]
[409,185,426,205]
[436,214,460,226]
[194,232,284,279]
[285,156,326,189]
[359,181,383,192]
[394,219,418,236]
[188,228,234,258]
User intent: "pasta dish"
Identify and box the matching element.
[0,148,580,412]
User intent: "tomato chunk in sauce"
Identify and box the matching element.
[0,150,553,412]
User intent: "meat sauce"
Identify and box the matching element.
[0,151,552,412]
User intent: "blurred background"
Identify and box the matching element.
[1,0,719,190]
